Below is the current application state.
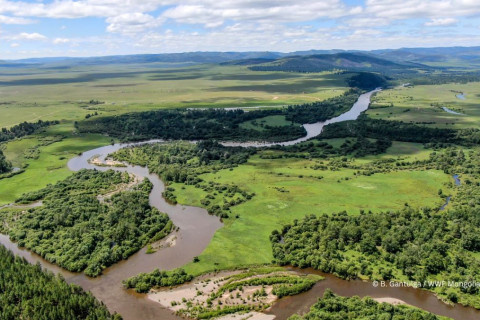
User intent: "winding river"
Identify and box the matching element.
[1,88,479,320]
[442,106,464,115]
[222,88,381,147]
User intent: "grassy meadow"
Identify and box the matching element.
[368,83,480,129]
[172,143,452,275]
[0,63,352,203]
[0,122,111,205]
[239,115,302,131]
[0,64,349,128]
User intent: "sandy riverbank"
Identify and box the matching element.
[373,297,408,305]
[148,269,318,319]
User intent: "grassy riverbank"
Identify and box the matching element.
[369,82,480,129]
[0,122,111,205]
[168,143,451,275]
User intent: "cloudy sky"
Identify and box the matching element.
[1,0,480,59]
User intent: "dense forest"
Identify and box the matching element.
[346,72,388,90]
[0,150,12,174]
[283,89,361,124]
[262,135,392,159]
[76,90,362,142]
[289,289,444,320]
[319,115,480,146]
[112,141,256,218]
[271,204,480,308]
[0,245,121,320]
[1,169,170,276]
[0,120,58,143]
[76,107,304,142]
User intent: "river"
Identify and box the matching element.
[1,88,479,320]
[222,88,381,147]
[442,106,464,115]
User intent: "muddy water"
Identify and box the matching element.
[267,269,480,320]
[0,140,222,320]
[1,88,478,320]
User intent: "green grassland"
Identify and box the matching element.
[320,139,432,161]
[368,83,480,129]
[0,64,352,203]
[171,144,451,275]
[0,122,111,205]
[239,115,302,131]
[0,64,349,128]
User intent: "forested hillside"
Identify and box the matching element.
[249,52,425,74]
[0,245,121,320]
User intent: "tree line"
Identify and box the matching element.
[289,289,443,320]
[0,150,12,174]
[271,204,480,308]
[76,90,363,143]
[320,115,480,146]
[2,169,170,277]
[0,120,58,143]
[0,245,121,320]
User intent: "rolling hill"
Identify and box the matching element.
[248,52,428,74]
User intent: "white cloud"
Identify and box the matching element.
[10,32,47,40]
[10,42,19,47]
[106,13,162,34]
[53,38,70,44]
[162,1,361,28]
[1,0,480,59]
[0,0,360,28]
[425,18,457,27]
[0,14,33,24]
[0,0,171,19]
[365,0,480,20]
[346,17,390,28]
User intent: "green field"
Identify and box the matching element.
[240,115,302,131]
[0,65,349,128]
[0,122,111,205]
[0,64,353,202]
[369,83,480,129]
[172,145,451,275]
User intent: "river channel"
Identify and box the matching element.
[1,89,479,320]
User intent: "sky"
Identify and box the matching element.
[0,0,480,59]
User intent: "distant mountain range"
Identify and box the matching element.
[248,52,429,73]
[2,46,480,71]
